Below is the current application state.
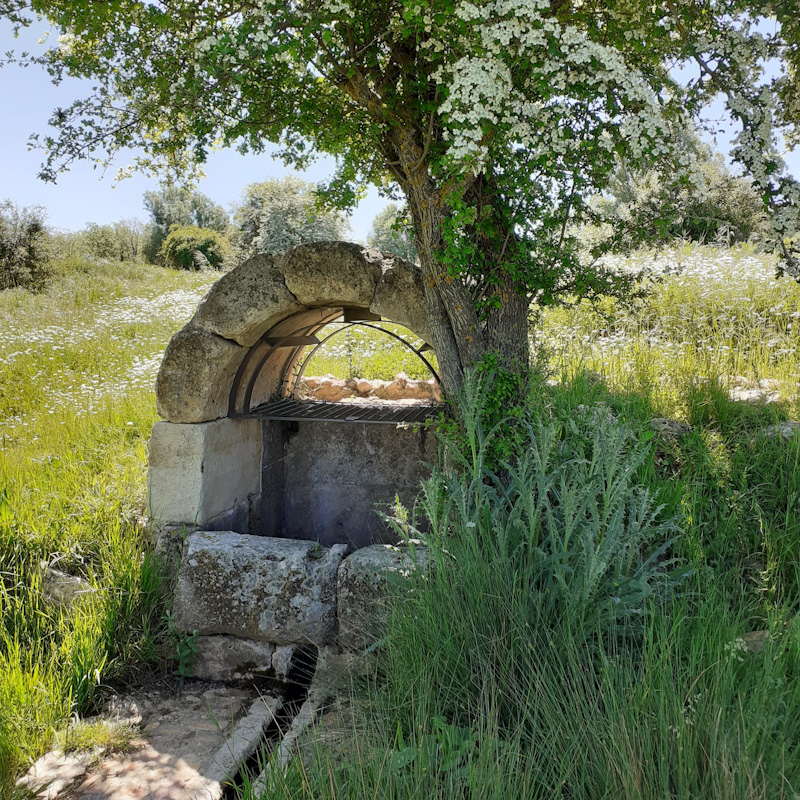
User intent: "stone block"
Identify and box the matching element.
[173,532,347,645]
[191,253,304,347]
[156,323,246,423]
[369,257,433,344]
[283,242,382,307]
[192,636,276,682]
[337,544,429,652]
[148,418,261,527]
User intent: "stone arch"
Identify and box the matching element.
[156,241,433,423]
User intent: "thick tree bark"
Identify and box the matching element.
[341,75,530,396]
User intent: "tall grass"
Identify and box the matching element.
[0,258,215,792]
[261,369,800,799]
[538,243,800,420]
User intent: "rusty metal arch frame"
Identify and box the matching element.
[228,313,440,417]
[290,321,441,398]
[228,309,341,417]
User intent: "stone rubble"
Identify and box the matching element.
[297,372,443,404]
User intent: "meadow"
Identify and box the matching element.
[2,244,800,797]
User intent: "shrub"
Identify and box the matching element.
[159,225,230,270]
[0,201,51,292]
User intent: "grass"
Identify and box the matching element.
[3,243,800,797]
[0,257,216,793]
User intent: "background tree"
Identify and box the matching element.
[10,0,800,395]
[0,200,50,292]
[142,185,229,263]
[231,176,348,261]
[368,203,417,263]
[594,136,772,249]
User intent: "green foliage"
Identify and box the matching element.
[143,186,229,262]
[267,373,800,800]
[424,370,686,638]
[75,219,149,263]
[0,200,51,292]
[16,0,800,392]
[160,225,230,271]
[367,204,417,263]
[231,177,349,261]
[166,611,198,686]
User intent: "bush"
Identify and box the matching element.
[0,201,51,292]
[159,225,230,270]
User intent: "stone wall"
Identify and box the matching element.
[172,531,428,682]
[277,420,434,548]
[150,416,434,550]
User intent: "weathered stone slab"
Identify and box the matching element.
[283,242,382,307]
[20,686,266,800]
[281,421,434,548]
[369,257,432,344]
[148,419,261,528]
[193,636,275,682]
[337,544,429,652]
[207,696,283,785]
[156,324,246,423]
[173,532,346,645]
[191,254,304,347]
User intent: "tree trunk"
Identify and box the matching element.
[387,127,530,398]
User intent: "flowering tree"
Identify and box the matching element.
[6,0,800,394]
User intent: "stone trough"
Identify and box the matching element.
[147,241,438,681]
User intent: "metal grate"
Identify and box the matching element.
[242,399,442,425]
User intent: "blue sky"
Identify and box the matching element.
[1,17,797,240]
[0,19,389,240]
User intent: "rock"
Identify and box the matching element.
[272,645,296,679]
[337,544,429,652]
[402,380,434,400]
[173,532,347,646]
[726,375,751,389]
[760,421,800,439]
[191,253,303,347]
[207,696,283,784]
[311,379,355,403]
[647,418,693,438]
[758,378,783,391]
[18,750,89,799]
[41,564,93,610]
[148,418,261,529]
[729,387,780,404]
[193,636,276,682]
[742,630,769,654]
[393,372,409,387]
[356,379,373,395]
[283,242,383,308]
[156,324,246,423]
[369,380,390,400]
[369,256,433,344]
[384,379,407,400]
